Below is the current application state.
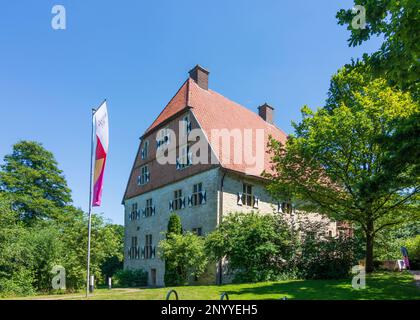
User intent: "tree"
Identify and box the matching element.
[337,0,420,98]
[166,214,182,237]
[159,233,207,286]
[0,141,72,224]
[264,69,419,272]
[205,212,294,282]
[164,214,183,286]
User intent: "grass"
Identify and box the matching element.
[5,272,420,300]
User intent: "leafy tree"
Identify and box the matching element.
[205,212,294,283]
[0,141,72,224]
[0,193,35,296]
[100,224,124,282]
[159,232,207,286]
[164,214,183,286]
[167,214,182,237]
[264,69,419,272]
[337,0,420,98]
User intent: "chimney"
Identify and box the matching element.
[189,65,209,90]
[258,103,274,124]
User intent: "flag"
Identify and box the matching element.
[92,101,109,207]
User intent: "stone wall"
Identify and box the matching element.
[124,167,220,287]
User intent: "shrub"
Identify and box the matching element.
[205,212,294,283]
[114,269,148,287]
[159,232,207,286]
[405,235,420,269]
[297,235,357,279]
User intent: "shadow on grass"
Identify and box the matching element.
[224,273,420,300]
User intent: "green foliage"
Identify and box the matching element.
[205,212,294,283]
[0,141,72,224]
[405,235,420,269]
[0,141,123,296]
[167,214,182,237]
[297,235,357,280]
[159,232,208,286]
[337,0,420,98]
[114,269,148,288]
[265,68,419,272]
[164,214,183,286]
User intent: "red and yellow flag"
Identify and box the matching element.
[92,102,109,207]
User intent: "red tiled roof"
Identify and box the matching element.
[144,77,288,177]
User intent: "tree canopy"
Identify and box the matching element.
[265,68,419,272]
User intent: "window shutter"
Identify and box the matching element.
[135,209,139,220]
[151,246,156,259]
[135,247,140,259]
[127,247,131,259]
[169,200,174,212]
[200,191,207,204]
[141,247,145,259]
[253,196,259,208]
[152,206,156,216]
[237,192,243,205]
[141,208,145,218]
[188,195,192,207]
[181,197,186,209]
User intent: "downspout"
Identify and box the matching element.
[218,169,226,285]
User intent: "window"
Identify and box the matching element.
[242,183,254,207]
[129,236,139,259]
[130,202,138,221]
[144,198,154,217]
[141,140,149,160]
[138,165,150,185]
[192,227,203,236]
[183,115,192,136]
[177,145,192,169]
[145,234,153,259]
[173,189,183,210]
[192,183,203,206]
[156,127,170,149]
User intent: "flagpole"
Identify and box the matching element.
[86,107,96,298]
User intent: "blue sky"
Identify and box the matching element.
[0,1,382,225]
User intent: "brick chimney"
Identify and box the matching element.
[258,103,274,124]
[189,65,209,90]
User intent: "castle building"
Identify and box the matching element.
[122,65,338,286]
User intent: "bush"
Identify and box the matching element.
[159,232,207,286]
[297,235,357,279]
[114,269,148,287]
[205,212,294,283]
[405,235,420,269]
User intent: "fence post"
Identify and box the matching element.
[220,292,229,300]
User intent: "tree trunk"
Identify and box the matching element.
[365,220,375,273]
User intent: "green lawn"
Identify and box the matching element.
[6,272,420,300]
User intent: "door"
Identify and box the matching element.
[151,268,157,287]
